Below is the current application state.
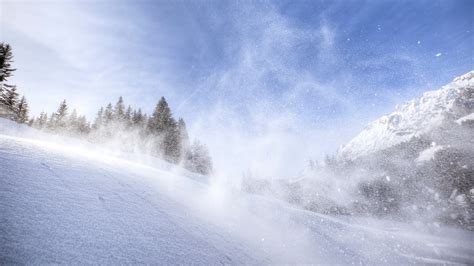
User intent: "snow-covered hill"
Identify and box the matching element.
[1,118,473,264]
[341,71,474,159]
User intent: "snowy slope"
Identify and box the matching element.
[341,71,474,159]
[1,118,473,264]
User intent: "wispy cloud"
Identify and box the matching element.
[2,1,183,116]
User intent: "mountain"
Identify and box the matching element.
[341,71,474,159]
[326,71,474,228]
[248,72,473,230]
[1,118,473,263]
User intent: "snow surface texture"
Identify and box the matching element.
[341,71,474,159]
[1,118,473,264]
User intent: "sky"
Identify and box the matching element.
[1,0,473,179]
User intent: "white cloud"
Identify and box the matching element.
[2,1,180,117]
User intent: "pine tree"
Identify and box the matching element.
[33,111,47,129]
[113,96,125,121]
[103,103,113,125]
[93,107,104,129]
[2,85,19,119]
[184,140,212,175]
[54,100,68,129]
[77,116,90,135]
[177,118,189,147]
[132,108,145,127]
[163,119,180,163]
[68,109,78,132]
[3,85,18,107]
[16,96,29,123]
[47,113,56,129]
[0,43,15,83]
[35,112,48,129]
[0,43,16,118]
[125,105,132,126]
[148,97,175,135]
[142,114,148,127]
[175,118,189,161]
[147,97,183,161]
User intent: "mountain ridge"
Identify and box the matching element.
[340,71,474,159]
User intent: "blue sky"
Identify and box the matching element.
[1,0,473,177]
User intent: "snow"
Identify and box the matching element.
[456,112,474,124]
[341,71,474,159]
[415,145,444,164]
[1,118,473,264]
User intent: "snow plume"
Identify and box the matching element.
[183,2,435,183]
[186,4,354,182]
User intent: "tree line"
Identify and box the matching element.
[0,42,212,175]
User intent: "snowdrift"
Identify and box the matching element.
[1,118,473,264]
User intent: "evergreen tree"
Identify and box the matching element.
[0,43,16,117]
[163,119,180,163]
[142,114,148,127]
[41,112,48,129]
[93,107,104,129]
[113,96,125,121]
[177,118,189,147]
[125,105,132,126]
[147,97,183,161]
[2,85,19,118]
[47,113,56,129]
[27,117,34,126]
[148,97,174,135]
[184,140,212,175]
[0,43,15,83]
[68,109,78,131]
[34,111,48,129]
[174,118,189,161]
[54,100,68,129]
[16,96,29,123]
[103,103,113,125]
[77,115,90,135]
[132,108,145,127]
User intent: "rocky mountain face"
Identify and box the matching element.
[341,71,474,160]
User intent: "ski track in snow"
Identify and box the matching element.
[1,123,473,264]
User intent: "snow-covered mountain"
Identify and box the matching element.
[272,72,474,230]
[341,71,474,159]
[2,118,473,264]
